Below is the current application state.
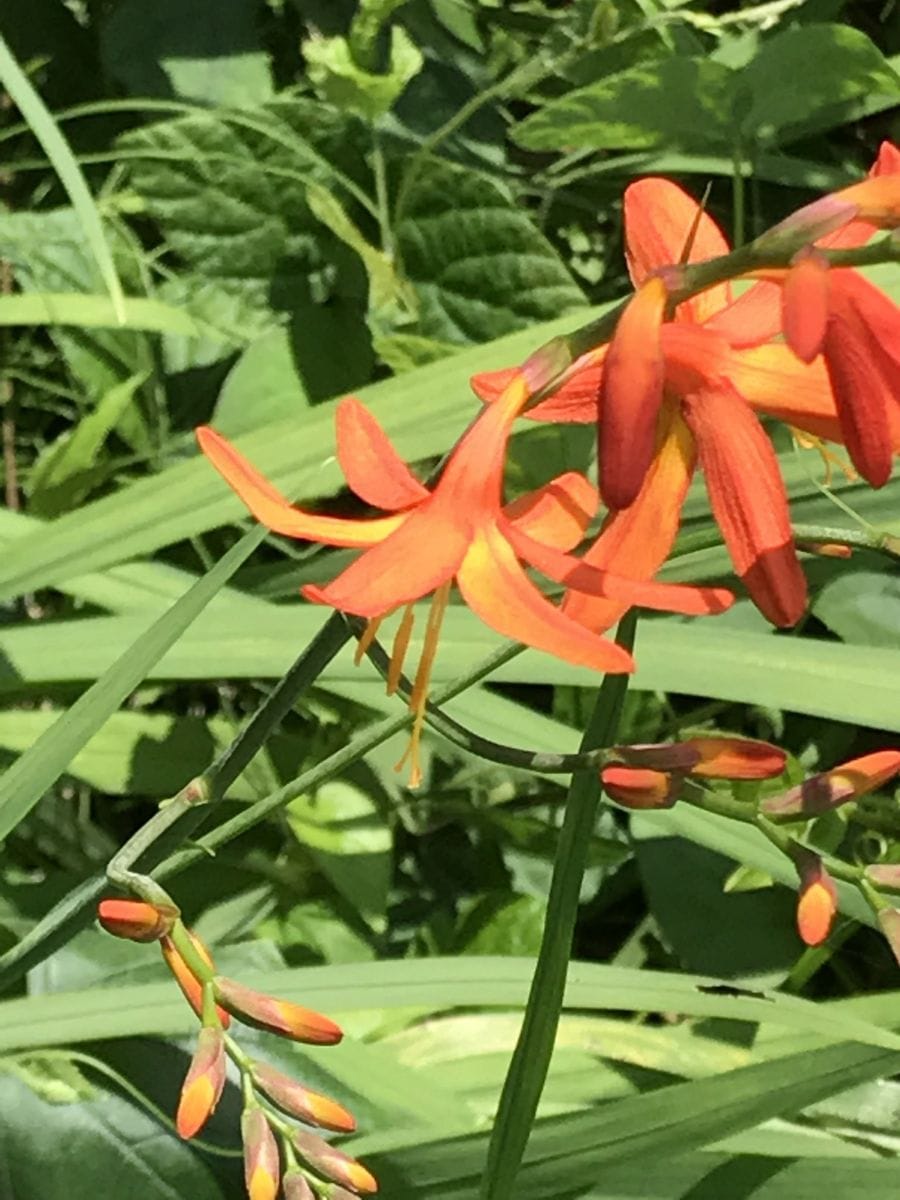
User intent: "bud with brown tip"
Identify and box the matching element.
[282,1171,315,1200]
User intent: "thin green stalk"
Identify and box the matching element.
[732,141,746,247]
[480,610,638,1200]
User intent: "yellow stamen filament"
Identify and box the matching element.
[353,616,383,666]
[792,428,858,486]
[387,605,416,695]
[395,582,452,788]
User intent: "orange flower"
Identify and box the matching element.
[241,1108,281,1200]
[213,977,343,1045]
[472,168,900,631]
[176,1026,227,1139]
[761,749,900,819]
[97,898,177,942]
[199,384,732,782]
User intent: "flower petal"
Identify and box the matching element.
[471,348,608,425]
[302,503,469,617]
[726,344,843,443]
[196,426,403,547]
[456,525,634,673]
[504,472,598,550]
[600,277,667,511]
[704,280,783,346]
[623,178,731,321]
[782,251,830,363]
[336,397,428,510]
[564,402,695,634]
[681,384,807,627]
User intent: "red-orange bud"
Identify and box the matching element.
[762,750,900,819]
[293,1130,378,1195]
[176,1027,227,1139]
[864,863,900,893]
[160,934,231,1028]
[251,1062,356,1133]
[241,1108,281,1200]
[877,907,900,968]
[682,737,787,780]
[97,898,177,943]
[214,977,342,1045]
[601,765,679,809]
[782,250,830,363]
[794,850,837,946]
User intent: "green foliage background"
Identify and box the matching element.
[0,1,899,1197]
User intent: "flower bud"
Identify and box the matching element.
[293,1130,377,1195]
[176,1027,226,1139]
[97,898,177,942]
[794,849,837,946]
[601,765,680,809]
[761,750,900,819]
[782,249,830,363]
[160,933,230,1028]
[282,1172,315,1200]
[251,1062,356,1132]
[877,907,900,968]
[864,863,900,893]
[681,737,786,780]
[214,977,342,1045]
[241,1108,281,1200]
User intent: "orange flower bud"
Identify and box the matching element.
[282,1172,315,1200]
[864,863,900,893]
[176,1027,226,1139]
[251,1062,356,1133]
[797,541,852,559]
[214,977,342,1045]
[682,737,786,780]
[293,1130,378,1195]
[160,934,231,1028]
[97,898,177,942]
[241,1108,281,1200]
[782,249,830,363]
[877,907,900,968]
[761,750,900,819]
[601,765,679,809]
[794,850,837,946]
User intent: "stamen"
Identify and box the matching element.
[353,616,383,666]
[387,605,416,696]
[395,582,452,788]
[792,429,858,486]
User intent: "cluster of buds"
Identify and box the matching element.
[97,899,377,1199]
[601,740,900,955]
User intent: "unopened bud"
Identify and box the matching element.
[241,1108,280,1200]
[601,765,680,809]
[214,977,342,1045]
[782,249,830,363]
[160,933,230,1028]
[761,750,900,819]
[98,898,177,942]
[282,1172,315,1200]
[293,1130,378,1194]
[793,848,837,946]
[682,737,786,780]
[877,907,900,968]
[864,863,900,893]
[176,1027,226,1139]
[251,1062,356,1132]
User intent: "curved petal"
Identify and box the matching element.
[725,344,843,443]
[456,525,634,673]
[470,347,608,425]
[504,472,598,550]
[504,518,733,616]
[336,397,428,510]
[196,426,403,547]
[564,403,696,634]
[301,503,469,617]
[600,277,667,511]
[704,280,782,346]
[681,384,807,627]
[782,252,829,363]
[624,178,731,321]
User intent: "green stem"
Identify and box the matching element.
[480,610,638,1200]
[732,141,746,247]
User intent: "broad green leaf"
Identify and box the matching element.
[211,328,311,437]
[512,56,733,153]
[0,526,266,845]
[395,160,585,343]
[813,569,900,649]
[100,0,274,107]
[0,33,125,320]
[27,373,146,517]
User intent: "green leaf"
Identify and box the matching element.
[813,569,900,649]
[512,56,733,153]
[305,26,424,121]
[100,0,274,107]
[211,328,311,437]
[28,373,146,518]
[0,525,266,845]
[395,160,585,343]
[0,291,201,336]
[0,33,125,321]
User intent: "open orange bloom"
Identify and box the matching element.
[473,170,900,632]
[198,380,732,781]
